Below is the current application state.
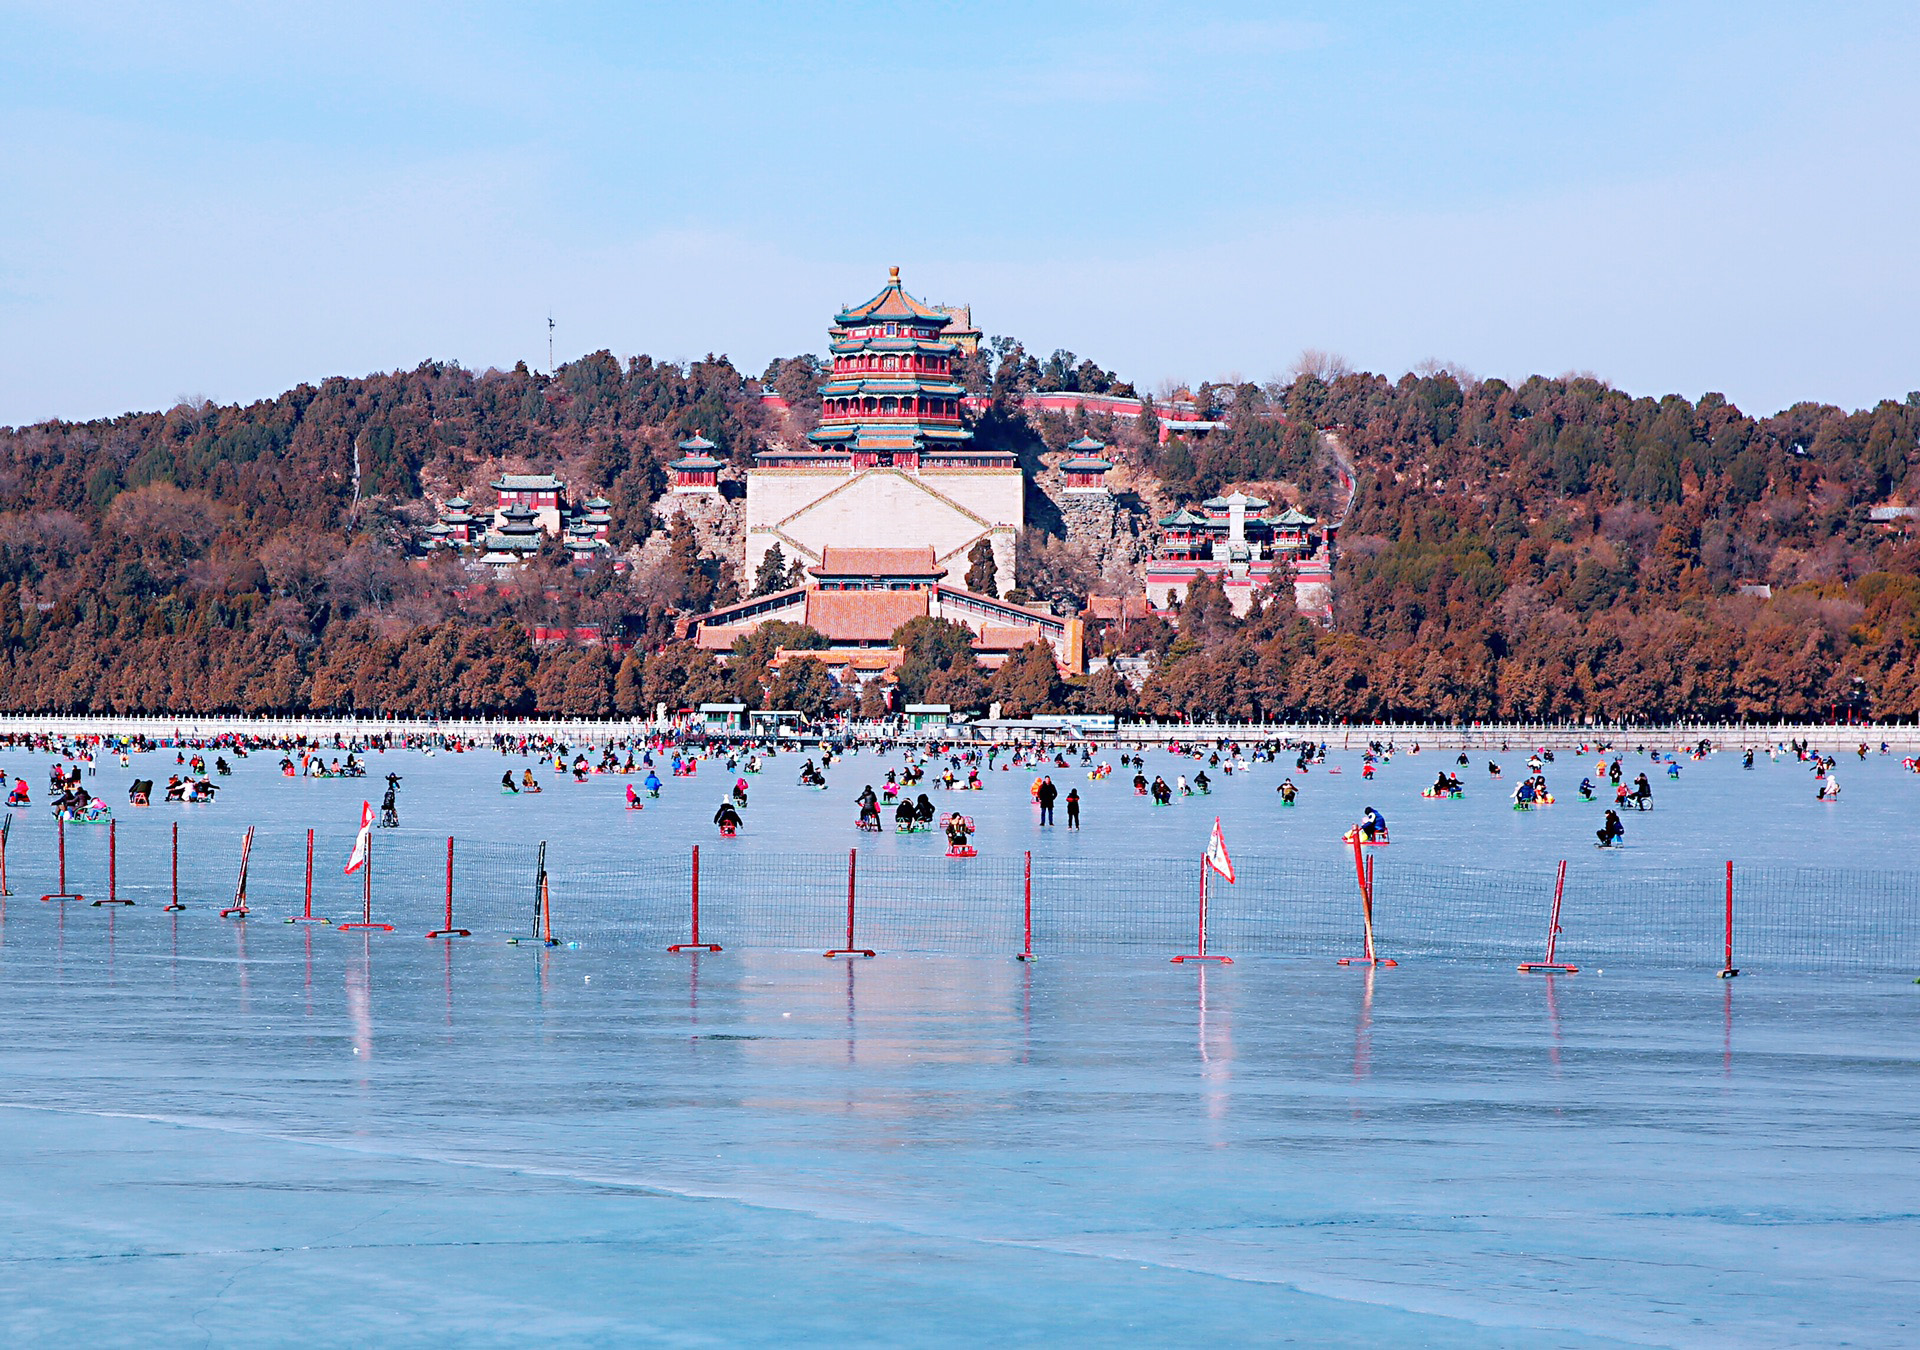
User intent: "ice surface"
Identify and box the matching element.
[0,741,1914,1342]
[8,736,1915,898]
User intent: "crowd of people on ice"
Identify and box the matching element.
[0,727,1901,864]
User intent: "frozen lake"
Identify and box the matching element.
[0,740,1915,1342]
[12,735,1917,884]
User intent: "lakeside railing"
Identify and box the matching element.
[4,824,1914,975]
[0,712,1914,751]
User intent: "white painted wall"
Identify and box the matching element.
[745,467,1022,592]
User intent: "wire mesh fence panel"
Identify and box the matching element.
[345,831,544,935]
[1551,866,1729,970]
[36,823,551,934]
[843,852,1026,954]
[216,823,325,916]
[1236,856,1474,960]
[175,824,262,909]
[1030,854,1200,952]
[1731,866,1920,973]
[225,826,379,921]
[448,837,553,938]
[550,846,691,948]
[23,820,120,901]
[521,850,1920,969]
[7,817,258,908]
[692,848,877,952]
[1024,854,1552,961]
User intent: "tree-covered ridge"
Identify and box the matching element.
[0,346,1916,721]
[1299,372,1920,719]
[0,354,771,714]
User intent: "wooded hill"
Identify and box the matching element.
[1,347,1916,722]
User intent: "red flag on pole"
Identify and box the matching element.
[1204,816,1235,884]
[344,801,374,874]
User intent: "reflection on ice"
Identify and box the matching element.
[345,936,372,1066]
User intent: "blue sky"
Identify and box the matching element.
[2,1,1916,424]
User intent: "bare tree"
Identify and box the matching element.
[1556,369,1611,388]
[1289,349,1351,383]
[1412,357,1478,388]
[324,539,412,617]
[0,510,93,559]
[104,483,223,559]
[258,530,333,608]
[1016,530,1100,604]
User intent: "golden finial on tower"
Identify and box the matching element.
[889,265,900,284]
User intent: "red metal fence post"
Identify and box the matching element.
[220,826,255,919]
[42,817,84,904]
[1199,858,1208,957]
[164,822,184,911]
[1719,860,1739,978]
[1173,852,1231,963]
[671,842,721,952]
[288,828,327,924]
[1363,853,1376,961]
[1519,859,1577,973]
[220,821,255,917]
[428,835,470,938]
[1339,841,1396,967]
[826,845,873,958]
[93,817,132,905]
[1016,849,1035,961]
[338,830,392,932]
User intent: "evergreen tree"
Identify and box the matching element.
[729,620,828,705]
[1137,396,1160,447]
[965,538,997,593]
[987,641,1065,716]
[752,543,792,596]
[891,617,980,702]
[767,657,835,719]
[666,514,703,592]
[613,651,644,714]
[1178,573,1237,642]
[925,659,988,711]
[1157,436,1198,495]
[561,646,613,715]
[1076,664,1133,715]
[666,513,726,611]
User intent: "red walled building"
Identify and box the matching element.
[808,267,978,464]
[668,434,723,494]
[1059,437,1114,493]
[491,474,564,515]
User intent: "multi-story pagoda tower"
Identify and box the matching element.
[745,269,1021,595]
[808,266,973,466]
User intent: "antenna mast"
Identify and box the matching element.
[547,314,555,374]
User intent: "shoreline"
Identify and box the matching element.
[0,712,1912,751]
